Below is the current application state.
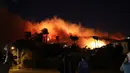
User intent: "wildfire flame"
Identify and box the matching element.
[84,38,106,49]
[26,16,124,49]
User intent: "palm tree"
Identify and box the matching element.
[92,36,99,40]
[41,28,49,44]
[69,35,79,52]
[70,35,79,44]
[92,36,99,48]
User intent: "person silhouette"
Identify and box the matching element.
[78,57,90,73]
[0,44,17,73]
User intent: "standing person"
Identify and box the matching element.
[59,54,70,73]
[59,56,65,73]
[0,50,5,73]
[0,50,3,64]
[120,40,130,73]
[120,52,130,73]
[64,55,71,73]
[78,57,90,73]
[70,56,78,73]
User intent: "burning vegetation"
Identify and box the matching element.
[25,16,124,49]
[0,8,124,49]
[0,9,126,69]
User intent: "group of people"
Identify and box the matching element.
[1,42,130,73]
[59,42,130,73]
[59,55,90,73]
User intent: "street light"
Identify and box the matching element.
[11,46,15,50]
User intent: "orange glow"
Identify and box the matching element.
[87,39,106,49]
[26,16,124,49]
[47,37,50,41]
[81,38,106,49]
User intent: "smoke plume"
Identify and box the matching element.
[25,16,124,49]
[0,8,124,49]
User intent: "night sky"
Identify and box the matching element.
[1,0,130,36]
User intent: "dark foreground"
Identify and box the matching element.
[9,69,120,73]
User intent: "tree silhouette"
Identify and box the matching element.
[41,28,49,34]
[92,36,99,40]
[32,33,42,42]
[25,32,31,40]
[56,36,59,43]
[70,35,79,44]
[41,28,49,44]
[92,36,99,48]
[13,39,26,52]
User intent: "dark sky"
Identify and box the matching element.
[3,0,130,36]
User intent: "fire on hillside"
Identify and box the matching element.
[25,17,124,49]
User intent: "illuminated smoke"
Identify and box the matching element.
[0,8,124,49]
[26,16,124,49]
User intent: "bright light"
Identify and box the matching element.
[98,41,106,47]
[63,44,68,48]
[89,42,96,49]
[47,38,50,41]
[127,37,130,39]
[11,46,15,50]
[87,39,106,49]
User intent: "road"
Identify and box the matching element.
[10,69,59,73]
[9,69,120,73]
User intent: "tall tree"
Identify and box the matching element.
[25,32,31,40]
[41,28,49,44]
[92,36,99,40]
[93,36,99,48]
[70,35,79,44]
